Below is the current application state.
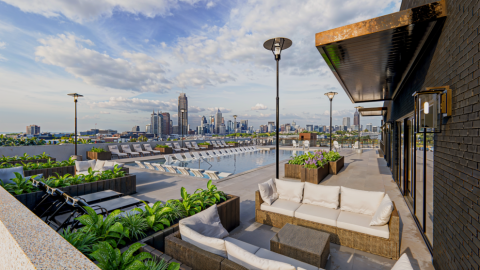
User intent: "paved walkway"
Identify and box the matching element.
[127,148,433,270]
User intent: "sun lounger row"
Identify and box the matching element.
[108,144,162,159]
[137,161,233,180]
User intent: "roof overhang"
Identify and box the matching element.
[358,107,388,117]
[315,0,447,103]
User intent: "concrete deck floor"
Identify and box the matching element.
[126,148,434,270]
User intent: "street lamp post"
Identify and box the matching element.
[354,106,363,153]
[67,93,83,157]
[264,37,292,179]
[181,109,185,148]
[233,115,237,142]
[324,92,338,151]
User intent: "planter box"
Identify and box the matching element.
[199,144,213,150]
[24,166,76,178]
[284,164,303,179]
[300,164,329,184]
[329,156,344,175]
[154,147,173,154]
[14,174,137,211]
[227,143,239,147]
[86,151,112,160]
[4,158,57,166]
[140,194,240,253]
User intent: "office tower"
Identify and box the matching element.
[169,120,173,134]
[241,120,248,131]
[178,93,188,135]
[366,123,373,132]
[373,126,378,132]
[26,125,40,135]
[267,123,273,132]
[161,112,170,135]
[306,125,313,131]
[354,110,360,126]
[227,120,233,133]
[343,117,351,127]
[219,124,226,135]
[146,124,152,134]
[150,110,163,138]
[132,126,140,132]
[215,109,222,134]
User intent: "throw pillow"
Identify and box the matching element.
[104,161,124,168]
[391,253,414,270]
[303,183,340,209]
[180,225,227,258]
[275,179,305,203]
[258,179,278,205]
[75,160,96,172]
[370,194,394,226]
[94,160,106,171]
[100,166,115,172]
[179,204,229,239]
[340,186,385,216]
[225,241,295,270]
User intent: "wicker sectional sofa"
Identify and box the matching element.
[255,188,400,260]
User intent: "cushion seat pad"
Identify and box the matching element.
[260,199,302,217]
[294,204,341,227]
[254,248,320,270]
[336,211,389,239]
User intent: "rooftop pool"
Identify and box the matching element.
[126,149,306,177]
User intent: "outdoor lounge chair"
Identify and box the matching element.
[204,170,220,180]
[177,167,190,176]
[207,141,220,148]
[213,150,225,156]
[151,163,167,172]
[212,141,224,148]
[143,162,156,170]
[173,142,189,152]
[165,143,182,153]
[108,145,128,159]
[303,140,310,150]
[163,165,178,174]
[353,141,360,149]
[333,141,341,152]
[206,150,218,157]
[143,144,161,155]
[292,140,299,148]
[133,144,151,156]
[191,152,203,159]
[121,145,141,157]
[135,161,146,168]
[184,142,196,151]
[190,168,205,178]
[174,153,191,161]
[221,149,232,155]
[191,142,201,150]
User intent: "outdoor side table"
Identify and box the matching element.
[270,223,330,268]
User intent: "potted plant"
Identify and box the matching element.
[198,142,213,150]
[87,147,112,160]
[300,151,329,184]
[225,141,238,147]
[154,144,173,154]
[285,154,307,179]
[324,151,344,175]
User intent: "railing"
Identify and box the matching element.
[276,138,381,149]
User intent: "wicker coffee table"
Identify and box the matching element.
[270,223,330,268]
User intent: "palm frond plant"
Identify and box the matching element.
[120,212,148,240]
[134,201,172,232]
[60,228,98,256]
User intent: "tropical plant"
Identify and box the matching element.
[134,201,172,232]
[180,187,202,216]
[225,141,236,144]
[90,242,153,270]
[144,258,180,270]
[90,147,107,153]
[0,135,46,147]
[197,142,211,146]
[323,150,341,162]
[0,173,39,195]
[163,199,186,223]
[138,136,148,142]
[155,144,169,148]
[60,228,98,256]
[192,180,226,209]
[121,212,148,240]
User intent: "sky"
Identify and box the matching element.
[0,0,401,133]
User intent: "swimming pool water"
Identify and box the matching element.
[126,149,305,175]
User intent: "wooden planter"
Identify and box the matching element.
[300,164,329,184]
[140,194,240,252]
[24,166,76,178]
[284,164,303,179]
[14,174,137,211]
[86,151,112,160]
[228,143,239,147]
[329,156,344,175]
[199,144,213,150]
[4,158,57,166]
[154,147,173,154]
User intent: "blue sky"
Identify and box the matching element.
[0,0,400,133]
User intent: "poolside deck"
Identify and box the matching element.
[127,148,433,270]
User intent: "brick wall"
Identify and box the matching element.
[390,0,480,269]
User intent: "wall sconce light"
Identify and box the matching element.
[412,86,451,133]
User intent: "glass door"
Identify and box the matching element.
[397,121,404,193]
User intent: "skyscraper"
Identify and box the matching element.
[132,126,140,132]
[241,120,248,131]
[161,112,170,135]
[342,117,350,127]
[366,123,373,132]
[354,110,360,126]
[26,125,40,135]
[215,109,222,134]
[150,110,163,138]
[178,93,188,135]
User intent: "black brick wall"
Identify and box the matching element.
[389,0,480,269]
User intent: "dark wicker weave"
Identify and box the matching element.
[255,191,400,259]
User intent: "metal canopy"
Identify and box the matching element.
[358,107,388,117]
[315,0,447,103]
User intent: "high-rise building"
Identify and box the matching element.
[373,126,378,132]
[26,125,40,135]
[306,125,313,131]
[343,117,351,127]
[169,120,173,134]
[354,110,360,126]
[241,120,248,131]
[178,93,188,135]
[161,112,170,135]
[215,109,222,134]
[150,110,163,138]
[132,126,140,132]
[146,124,152,134]
[366,123,373,132]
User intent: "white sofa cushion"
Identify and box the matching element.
[303,183,340,209]
[100,166,115,172]
[258,179,279,205]
[224,237,260,255]
[179,204,229,239]
[294,204,341,227]
[340,187,385,216]
[275,179,304,203]
[255,248,319,270]
[260,199,302,217]
[224,241,295,270]
[370,194,394,226]
[180,225,227,257]
[94,160,105,171]
[391,253,414,270]
[337,211,389,239]
[76,171,90,176]
[104,161,124,168]
[75,160,96,172]
[0,167,24,184]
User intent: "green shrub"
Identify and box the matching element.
[155,144,169,148]
[90,147,107,153]
[197,142,211,146]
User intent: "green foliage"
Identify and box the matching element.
[323,151,341,162]
[133,201,172,232]
[121,212,148,240]
[90,147,107,153]
[225,141,236,144]
[180,187,203,216]
[0,157,75,170]
[0,135,46,147]
[144,258,180,270]
[155,144,169,148]
[0,152,51,162]
[166,138,171,141]
[90,242,152,270]
[191,180,226,209]
[60,228,97,256]
[0,172,39,195]
[197,142,211,145]
[138,136,148,142]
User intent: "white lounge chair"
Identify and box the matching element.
[191,142,201,150]
[174,153,190,161]
[204,170,220,180]
[219,172,232,178]
[190,168,205,178]
[303,141,310,150]
[135,161,146,169]
[333,141,341,152]
[173,142,189,152]
[192,152,203,159]
[184,142,196,151]
[292,140,299,148]
[177,167,190,176]
[209,141,221,148]
[151,163,166,172]
[165,143,182,153]
[121,145,140,157]
[214,150,227,156]
[108,145,128,159]
[133,144,151,156]
[206,150,218,157]
[163,165,178,174]
[143,144,161,155]
[353,141,360,149]
[143,162,156,170]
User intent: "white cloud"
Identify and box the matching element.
[206,1,215,9]
[207,107,232,113]
[188,105,205,113]
[0,42,6,49]
[0,55,6,61]
[100,111,110,114]
[251,103,268,110]
[322,109,355,117]
[81,115,99,119]
[0,0,214,23]
[237,113,273,120]
[35,33,172,93]
[90,97,177,112]
[175,68,234,88]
